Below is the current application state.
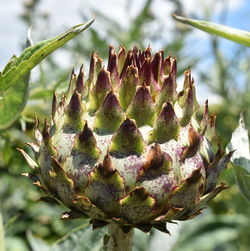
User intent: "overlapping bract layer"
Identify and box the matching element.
[20,46,233,233]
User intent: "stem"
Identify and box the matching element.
[104,223,134,251]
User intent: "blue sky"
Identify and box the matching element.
[0,0,249,104]
[0,0,248,67]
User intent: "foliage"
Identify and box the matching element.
[172,14,250,47]
[172,213,250,251]
[227,114,250,203]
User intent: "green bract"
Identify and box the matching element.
[20,46,233,234]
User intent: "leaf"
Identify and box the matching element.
[0,31,33,130]
[27,231,51,251]
[0,73,29,129]
[0,18,94,130]
[227,113,250,202]
[0,210,5,251]
[6,236,29,251]
[172,214,249,251]
[233,165,250,203]
[172,14,250,47]
[29,89,54,100]
[0,18,94,94]
[52,224,104,251]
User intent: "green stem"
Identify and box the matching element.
[104,224,134,251]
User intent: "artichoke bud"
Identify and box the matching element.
[139,57,151,86]
[41,119,57,156]
[181,127,201,161]
[170,168,203,209]
[42,118,51,143]
[139,144,172,177]
[151,51,162,84]
[179,84,195,126]
[117,46,126,74]
[85,153,125,215]
[163,55,171,75]
[34,115,43,145]
[109,118,145,155]
[178,70,199,127]
[119,187,155,224]
[51,91,57,123]
[200,100,209,134]
[170,57,177,82]
[65,90,85,130]
[156,74,177,112]
[85,52,102,92]
[94,91,125,134]
[107,45,120,88]
[88,68,112,114]
[74,122,100,159]
[50,157,74,206]
[127,84,156,127]
[118,65,138,111]
[66,69,77,99]
[99,152,116,177]
[149,102,179,144]
[120,50,133,79]
[206,114,217,141]
[76,64,85,96]
[21,46,232,234]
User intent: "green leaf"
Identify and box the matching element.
[52,224,104,251]
[172,214,248,251]
[0,33,32,130]
[27,231,51,251]
[30,88,54,100]
[6,237,28,251]
[227,113,250,202]
[0,73,29,129]
[172,14,250,47]
[233,165,250,203]
[0,210,5,251]
[0,18,94,130]
[0,18,94,94]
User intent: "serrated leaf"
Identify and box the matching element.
[172,14,250,47]
[227,113,250,202]
[52,224,104,251]
[0,18,94,94]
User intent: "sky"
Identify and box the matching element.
[0,0,249,106]
[0,0,249,69]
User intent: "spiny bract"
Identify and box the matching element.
[20,46,233,234]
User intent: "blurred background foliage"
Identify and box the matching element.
[0,0,250,250]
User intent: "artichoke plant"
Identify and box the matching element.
[20,46,233,250]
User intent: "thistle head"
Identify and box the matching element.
[20,45,233,234]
